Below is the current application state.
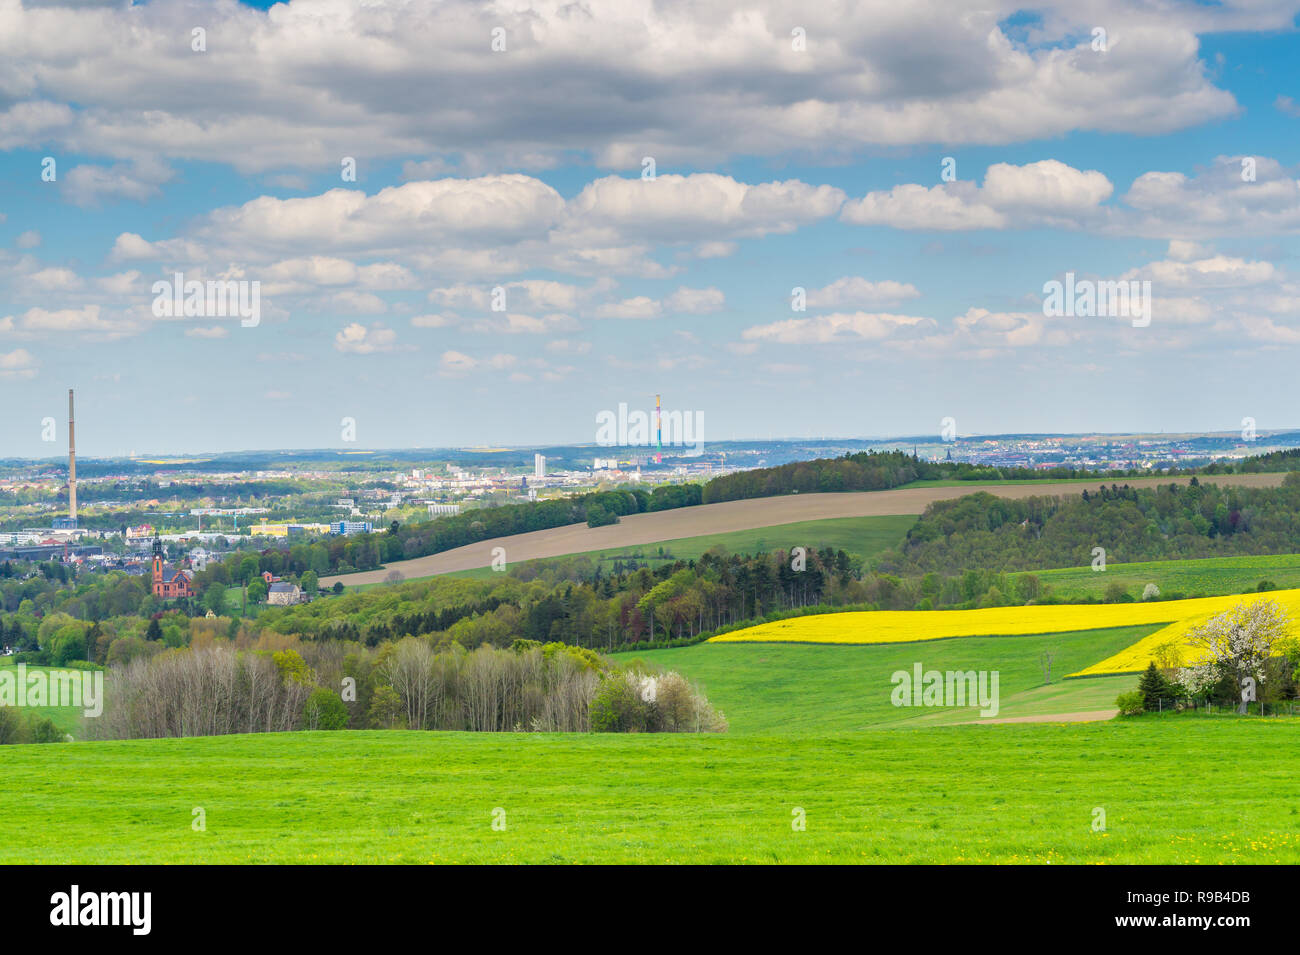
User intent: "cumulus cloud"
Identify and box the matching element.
[841,160,1113,231]
[1123,254,1278,289]
[742,311,935,344]
[664,286,725,314]
[185,325,229,339]
[804,277,921,308]
[62,158,174,208]
[565,175,845,241]
[0,348,38,379]
[594,296,660,320]
[1121,156,1300,237]
[0,305,139,339]
[437,350,517,376]
[0,1,1253,171]
[334,322,402,354]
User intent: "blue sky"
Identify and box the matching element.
[0,0,1297,456]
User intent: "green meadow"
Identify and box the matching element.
[2,719,1298,864]
[632,626,1150,733]
[8,549,1300,864]
[440,513,916,581]
[0,661,98,737]
[1026,553,1300,602]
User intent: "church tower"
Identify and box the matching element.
[152,536,164,596]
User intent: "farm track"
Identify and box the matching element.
[321,472,1284,587]
[968,709,1120,724]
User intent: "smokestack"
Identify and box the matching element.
[68,388,76,525]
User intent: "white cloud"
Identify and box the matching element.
[0,348,38,379]
[185,326,229,339]
[804,277,921,308]
[742,311,935,344]
[1122,156,1300,237]
[334,322,402,354]
[1239,316,1300,345]
[410,313,456,328]
[437,350,518,375]
[1123,255,1279,289]
[0,2,1252,170]
[567,174,845,241]
[594,296,661,320]
[841,160,1113,231]
[62,159,174,208]
[0,304,139,340]
[664,286,725,314]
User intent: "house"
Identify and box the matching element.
[151,537,194,599]
[267,581,307,606]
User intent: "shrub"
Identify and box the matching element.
[1103,582,1132,604]
[303,688,349,730]
[1116,691,1145,716]
[0,708,65,745]
[590,672,652,732]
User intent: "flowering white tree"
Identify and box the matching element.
[1177,599,1291,712]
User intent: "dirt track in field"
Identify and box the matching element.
[321,472,1284,587]
[969,709,1119,724]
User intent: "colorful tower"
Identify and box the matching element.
[152,536,163,595]
[654,393,662,464]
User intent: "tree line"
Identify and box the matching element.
[879,475,1300,576]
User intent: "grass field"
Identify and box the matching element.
[437,513,915,582]
[8,548,1300,864]
[634,627,1148,733]
[0,661,96,737]
[1028,553,1300,601]
[2,719,1298,863]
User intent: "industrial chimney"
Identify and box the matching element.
[68,388,77,526]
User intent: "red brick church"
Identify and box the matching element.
[152,536,194,599]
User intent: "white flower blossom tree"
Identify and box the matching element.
[1177,599,1291,713]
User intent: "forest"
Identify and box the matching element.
[882,475,1300,575]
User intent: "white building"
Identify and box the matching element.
[428,503,461,516]
[534,453,546,478]
[267,581,306,606]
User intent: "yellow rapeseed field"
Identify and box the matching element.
[708,588,1300,675]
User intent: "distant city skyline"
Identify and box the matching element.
[1,1,1297,456]
[5,423,1294,465]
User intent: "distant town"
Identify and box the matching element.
[1,394,1296,593]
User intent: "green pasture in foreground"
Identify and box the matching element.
[1024,553,1300,602]
[0,662,98,737]
[634,625,1154,733]
[2,720,1298,864]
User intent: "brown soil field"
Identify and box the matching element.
[321,472,1285,587]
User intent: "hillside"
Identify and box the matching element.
[322,473,1284,587]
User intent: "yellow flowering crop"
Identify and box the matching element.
[707,589,1300,676]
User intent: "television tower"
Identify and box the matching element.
[68,388,77,526]
[654,393,662,464]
